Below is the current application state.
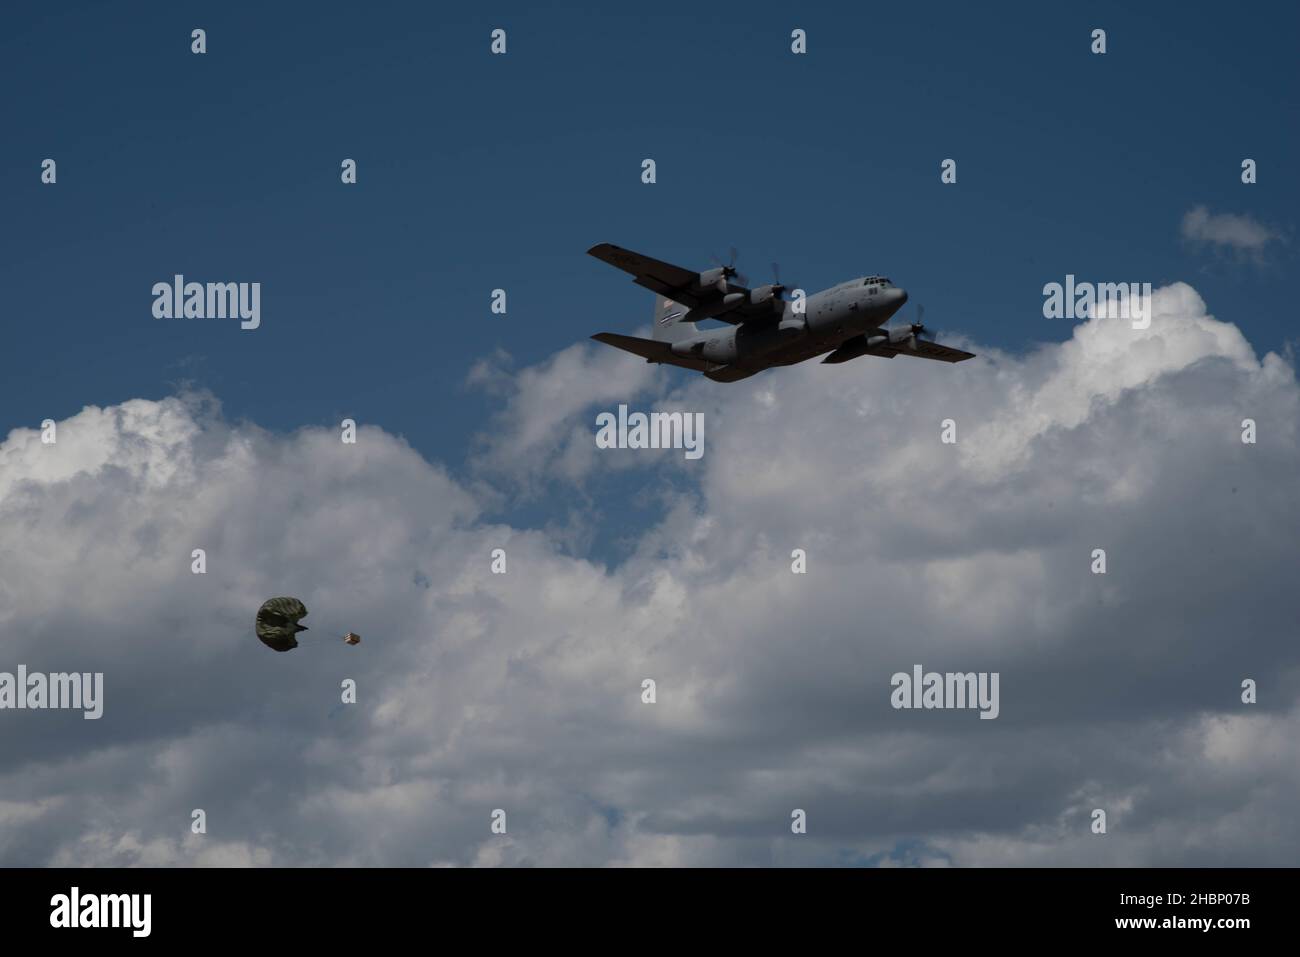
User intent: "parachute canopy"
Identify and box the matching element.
[255,597,361,652]
[255,596,309,653]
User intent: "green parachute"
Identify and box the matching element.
[256,597,360,653]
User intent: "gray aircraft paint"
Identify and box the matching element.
[590,244,973,382]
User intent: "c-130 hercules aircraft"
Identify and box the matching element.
[589,243,974,383]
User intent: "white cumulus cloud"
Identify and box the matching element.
[1,282,1298,866]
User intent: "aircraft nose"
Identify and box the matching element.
[896,288,909,306]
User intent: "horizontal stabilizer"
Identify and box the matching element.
[591,332,716,372]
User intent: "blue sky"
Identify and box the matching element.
[4,0,1295,474]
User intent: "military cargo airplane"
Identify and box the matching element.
[589,243,974,383]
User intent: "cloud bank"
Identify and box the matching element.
[2,282,1298,866]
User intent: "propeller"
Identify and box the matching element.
[908,304,935,342]
[766,261,805,301]
[710,247,749,287]
[769,262,789,297]
[886,304,934,349]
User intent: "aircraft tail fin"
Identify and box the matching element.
[651,295,697,344]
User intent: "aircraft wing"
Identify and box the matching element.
[589,243,773,324]
[880,339,975,363]
[822,335,976,364]
[591,332,717,372]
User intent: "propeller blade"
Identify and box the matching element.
[711,247,746,285]
[768,263,799,298]
[908,304,935,341]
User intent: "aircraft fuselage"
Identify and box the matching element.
[671,279,909,380]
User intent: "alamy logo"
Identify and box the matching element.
[152,275,261,330]
[890,664,1000,719]
[595,404,704,460]
[50,887,151,937]
[0,666,103,719]
[1042,274,1151,329]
